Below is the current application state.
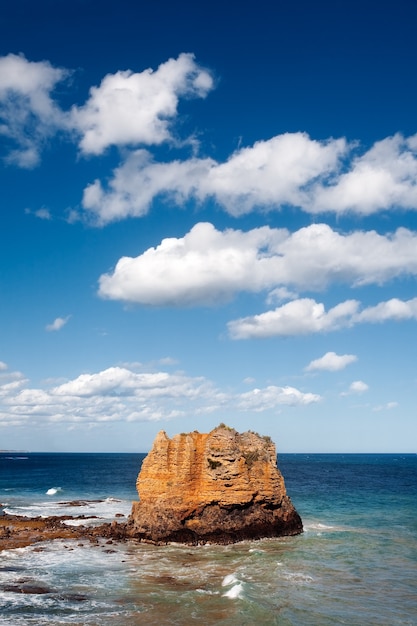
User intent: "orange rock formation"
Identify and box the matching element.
[128,425,302,544]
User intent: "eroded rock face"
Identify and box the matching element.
[127,426,302,544]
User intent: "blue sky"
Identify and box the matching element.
[1,0,416,452]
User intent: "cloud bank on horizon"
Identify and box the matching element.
[0,362,321,428]
[0,43,414,451]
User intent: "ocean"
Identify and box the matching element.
[0,452,416,625]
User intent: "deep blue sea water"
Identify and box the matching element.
[0,452,416,625]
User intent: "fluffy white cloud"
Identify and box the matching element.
[2,52,417,223]
[229,296,417,339]
[0,366,222,425]
[0,53,213,167]
[99,222,285,305]
[72,53,213,155]
[305,352,357,372]
[197,133,347,216]
[0,53,65,96]
[354,297,417,322]
[0,365,320,426]
[100,223,290,305]
[0,371,28,407]
[98,222,417,306]
[81,133,347,224]
[229,299,359,339]
[0,361,7,371]
[0,53,68,167]
[310,133,417,215]
[52,367,198,399]
[45,316,71,332]
[79,128,417,223]
[82,151,214,224]
[347,380,369,394]
[237,385,321,412]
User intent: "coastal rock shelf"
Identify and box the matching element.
[127,425,303,544]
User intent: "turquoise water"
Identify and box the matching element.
[0,453,416,625]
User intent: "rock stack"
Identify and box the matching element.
[128,425,302,544]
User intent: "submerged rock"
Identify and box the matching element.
[127,425,303,544]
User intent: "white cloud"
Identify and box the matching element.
[34,208,52,220]
[72,53,213,155]
[310,133,417,215]
[158,356,179,366]
[373,401,398,412]
[0,54,64,96]
[266,287,299,305]
[229,296,417,339]
[0,371,28,405]
[237,385,321,412]
[0,361,7,371]
[80,133,346,224]
[346,380,369,394]
[0,53,68,167]
[305,352,357,372]
[98,222,417,306]
[197,133,347,216]
[82,151,214,224]
[229,299,359,339]
[25,207,52,220]
[354,298,417,322]
[78,129,417,223]
[98,221,283,305]
[46,316,71,332]
[0,366,222,425]
[52,367,176,398]
[0,365,320,426]
[0,379,28,399]
[0,53,213,168]
[2,53,417,224]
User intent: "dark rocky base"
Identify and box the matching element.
[126,524,302,546]
[127,499,303,545]
[1,500,302,550]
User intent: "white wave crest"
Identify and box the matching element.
[223,582,244,599]
[221,573,244,599]
[63,517,99,527]
[222,573,239,587]
[305,521,351,533]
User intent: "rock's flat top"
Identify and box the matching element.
[128,426,303,544]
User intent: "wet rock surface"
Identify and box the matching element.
[0,513,127,551]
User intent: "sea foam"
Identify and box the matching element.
[221,573,244,599]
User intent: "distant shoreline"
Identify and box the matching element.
[0,450,29,453]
